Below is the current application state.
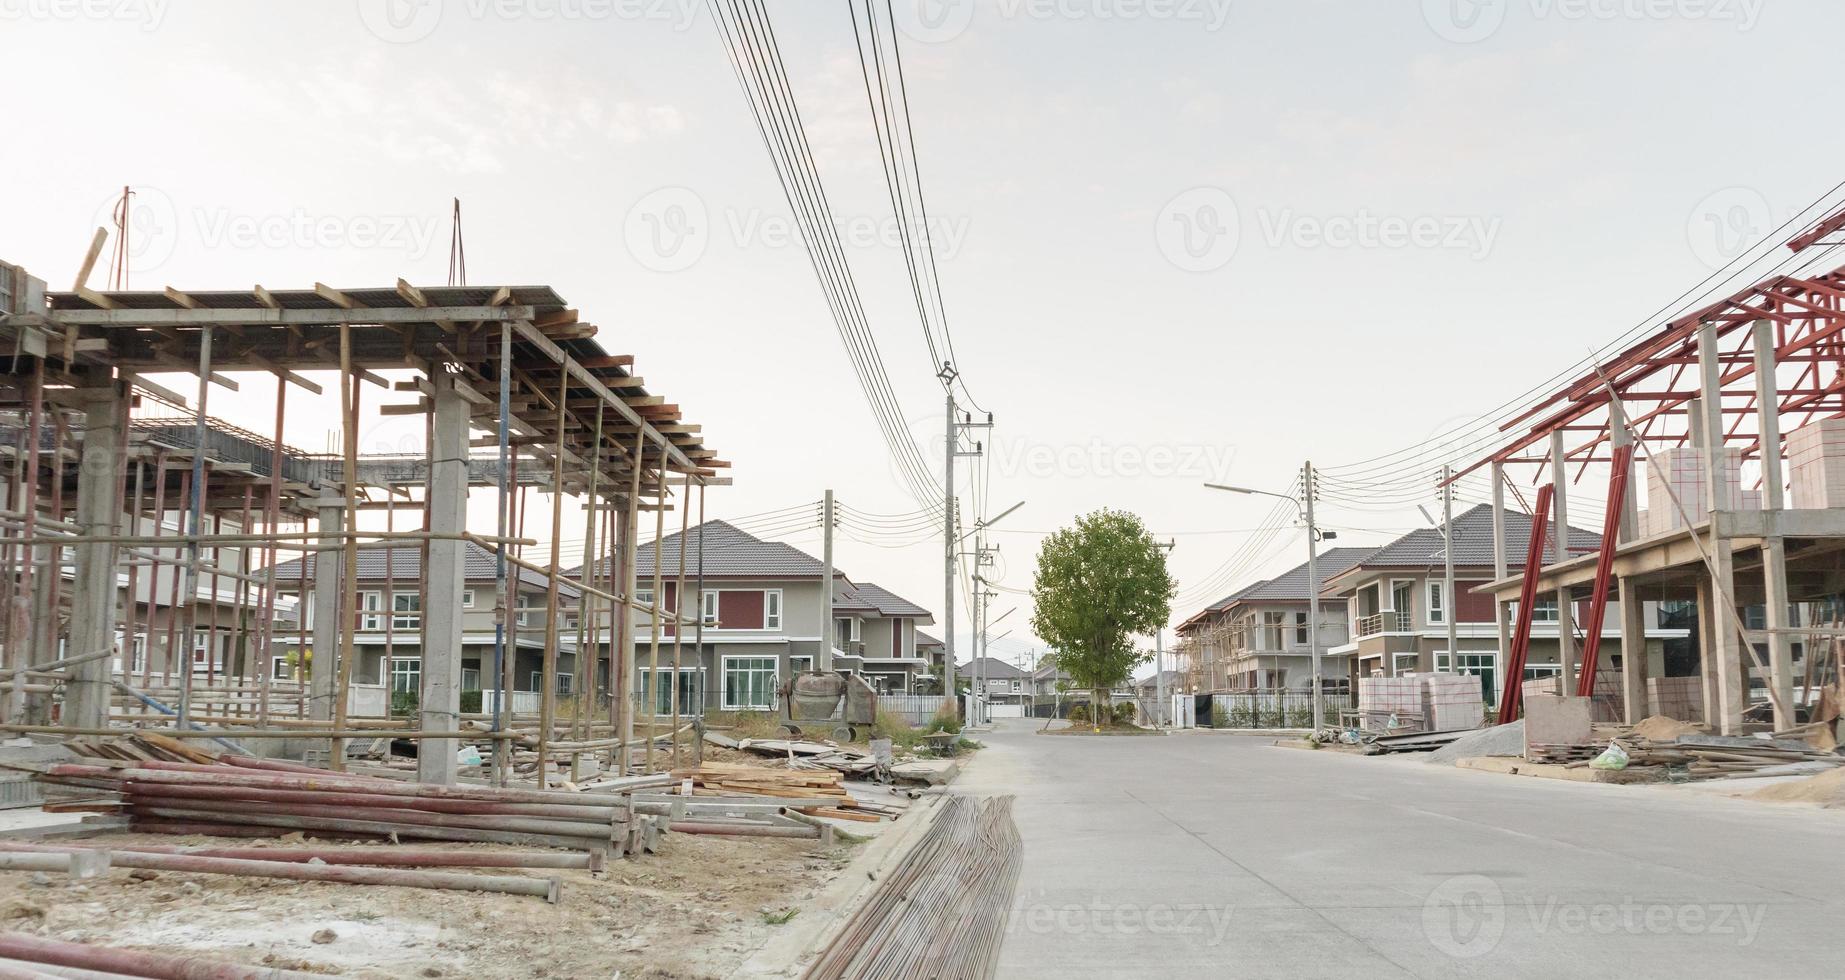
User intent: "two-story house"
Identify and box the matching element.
[1175,547,1376,693]
[595,520,937,714]
[1319,503,1689,706]
[270,541,581,712]
[956,656,1029,704]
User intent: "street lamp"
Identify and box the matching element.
[1206,467,1336,731]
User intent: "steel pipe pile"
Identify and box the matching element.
[805,796,1022,980]
[35,762,668,857]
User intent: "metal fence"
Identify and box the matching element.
[878,694,950,727]
[1203,691,1354,730]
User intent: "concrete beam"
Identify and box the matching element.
[49,305,536,327]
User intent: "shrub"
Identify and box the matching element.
[927,705,963,735]
[390,690,419,717]
[1067,703,1092,724]
[459,690,482,714]
[1112,702,1138,725]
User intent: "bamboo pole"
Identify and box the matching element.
[619,428,642,773]
[646,464,664,774]
[672,471,688,769]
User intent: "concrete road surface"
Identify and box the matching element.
[955,720,1841,979]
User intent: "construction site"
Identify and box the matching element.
[0,228,1016,978]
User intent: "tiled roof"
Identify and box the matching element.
[1233,547,1377,602]
[844,582,933,622]
[957,657,1027,679]
[916,631,943,648]
[570,520,827,580]
[1343,503,1600,571]
[268,541,579,598]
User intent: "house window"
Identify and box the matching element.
[1532,598,1559,624]
[392,592,421,631]
[700,590,719,624]
[1392,653,1419,675]
[1523,663,1563,681]
[1294,612,1309,645]
[389,656,421,695]
[635,588,655,608]
[764,591,782,630]
[128,637,147,674]
[528,672,573,695]
[359,591,383,631]
[834,617,853,649]
[639,668,702,714]
[722,656,778,710]
[789,655,814,675]
[1011,680,1021,692]
[461,667,480,691]
[1427,581,1446,624]
[1436,650,1498,705]
[461,589,476,609]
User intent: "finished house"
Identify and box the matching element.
[583,520,938,714]
[1175,547,1375,693]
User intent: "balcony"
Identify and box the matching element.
[1355,611,1412,638]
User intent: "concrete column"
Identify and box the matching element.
[1699,321,1745,734]
[1609,400,1639,543]
[1550,433,1577,690]
[309,489,344,722]
[1752,319,1795,731]
[1617,577,1649,723]
[1695,575,1720,726]
[65,381,128,729]
[418,373,469,785]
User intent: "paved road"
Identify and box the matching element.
[954,720,1841,979]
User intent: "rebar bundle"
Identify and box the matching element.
[806,795,1022,980]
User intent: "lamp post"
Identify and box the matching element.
[1206,462,1334,731]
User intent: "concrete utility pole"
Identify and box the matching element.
[821,489,834,673]
[1154,538,1176,727]
[943,387,957,706]
[1303,462,1325,732]
[1442,464,1457,679]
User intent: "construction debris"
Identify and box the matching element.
[1607,732,1845,780]
[674,762,893,824]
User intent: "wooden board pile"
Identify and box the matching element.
[1609,733,1845,780]
[675,762,897,823]
[34,750,669,859]
[1527,743,1601,765]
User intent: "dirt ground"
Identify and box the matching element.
[0,830,856,979]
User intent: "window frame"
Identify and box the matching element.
[720,655,779,711]
[358,590,383,631]
[389,656,422,695]
[1426,580,1446,625]
[764,590,783,630]
[391,591,421,631]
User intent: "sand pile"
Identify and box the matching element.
[1741,767,1845,806]
[1631,715,1701,741]
[1424,720,1524,765]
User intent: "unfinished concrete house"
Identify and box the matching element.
[0,248,726,787]
[1452,213,1845,734]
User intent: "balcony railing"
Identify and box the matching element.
[1355,611,1412,638]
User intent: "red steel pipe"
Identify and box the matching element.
[0,845,559,902]
[0,931,327,979]
[120,793,613,841]
[115,781,619,821]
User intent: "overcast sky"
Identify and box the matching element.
[5,0,1844,669]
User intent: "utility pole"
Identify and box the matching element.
[820,489,834,673]
[1442,465,1457,680]
[940,367,992,716]
[943,386,956,706]
[1303,461,1325,732]
[1154,538,1176,727]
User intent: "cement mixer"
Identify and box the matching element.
[780,670,877,741]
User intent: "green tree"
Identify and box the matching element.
[1029,510,1175,716]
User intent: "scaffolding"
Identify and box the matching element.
[0,242,727,787]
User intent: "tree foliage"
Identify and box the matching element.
[1029,509,1175,705]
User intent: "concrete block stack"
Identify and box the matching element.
[1647,675,1704,722]
[1357,675,1421,732]
[1358,673,1484,733]
[1638,447,1750,536]
[1422,671,1486,732]
[1786,419,1845,509]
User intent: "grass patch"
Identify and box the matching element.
[703,710,785,741]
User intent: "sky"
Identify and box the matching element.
[4,0,1845,673]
